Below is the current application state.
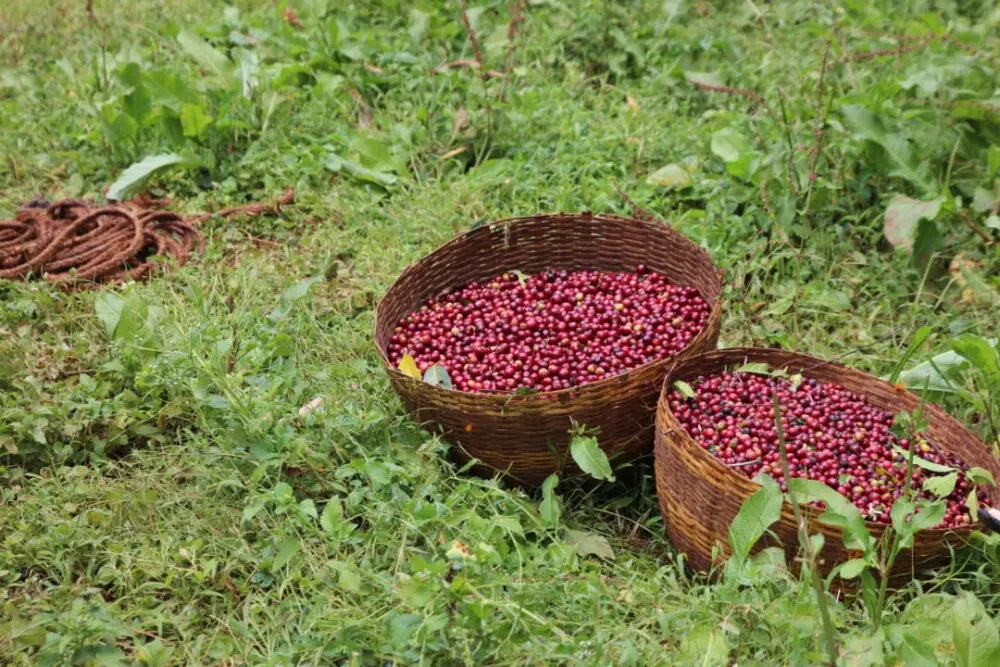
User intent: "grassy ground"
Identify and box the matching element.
[1,0,999,664]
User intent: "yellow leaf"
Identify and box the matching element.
[626,94,640,114]
[398,354,421,379]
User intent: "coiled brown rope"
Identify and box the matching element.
[0,188,294,287]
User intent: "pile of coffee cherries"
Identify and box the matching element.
[388,266,710,393]
[667,371,989,528]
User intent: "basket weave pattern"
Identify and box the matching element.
[654,348,1000,576]
[375,212,723,486]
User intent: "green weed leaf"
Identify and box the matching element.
[539,474,561,527]
[892,445,956,473]
[967,467,996,487]
[672,380,696,399]
[952,591,1000,667]
[728,474,782,562]
[422,364,453,389]
[923,472,958,498]
[106,153,186,201]
[566,529,614,559]
[569,435,615,482]
[837,558,868,580]
[272,538,300,570]
[177,29,235,85]
[883,194,943,251]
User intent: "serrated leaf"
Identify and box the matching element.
[673,380,696,399]
[566,529,614,559]
[569,435,615,482]
[398,354,420,379]
[967,467,996,487]
[298,499,317,519]
[728,474,782,562]
[320,497,344,535]
[106,153,186,201]
[422,364,453,389]
[923,472,958,498]
[787,478,874,553]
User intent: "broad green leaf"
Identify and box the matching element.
[422,364,453,389]
[711,127,750,164]
[728,475,782,562]
[281,275,323,305]
[966,489,979,520]
[569,435,615,482]
[908,502,946,536]
[952,336,1000,377]
[647,163,693,188]
[787,478,874,553]
[106,153,186,201]
[923,472,958,498]
[952,591,1000,667]
[407,8,430,43]
[177,29,235,85]
[967,467,996,487]
[95,293,126,339]
[891,498,917,544]
[839,633,885,667]
[734,362,772,375]
[566,529,614,559]
[272,538,300,570]
[539,474,561,526]
[883,194,943,251]
[298,499,317,519]
[837,558,868,579]
[679,624,729,666]
[841,105,933,191]
[320,497,346,536]
[180,104,212,140]
[324,152,398,187]
[398,354,421,379]
[673,380,696,399]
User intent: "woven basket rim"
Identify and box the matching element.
[374,211,724,403]
[657,346,1000,536]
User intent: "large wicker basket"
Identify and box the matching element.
[654,347,1000,578]
[375,212,723,487]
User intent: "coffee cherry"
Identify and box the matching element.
[388,267,710,393]
[668,372,990,528]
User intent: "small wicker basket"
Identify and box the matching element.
[375,212,723,486]
[654,347,1000,577]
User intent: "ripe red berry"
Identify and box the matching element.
[388,267,710,393]
[667,371,990,528]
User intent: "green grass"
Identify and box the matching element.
[1,0,1000,664]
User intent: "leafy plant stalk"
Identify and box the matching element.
[773,392,838,663]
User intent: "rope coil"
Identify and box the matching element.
[0,188,293,287]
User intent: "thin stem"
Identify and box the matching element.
[774,392,838,664]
